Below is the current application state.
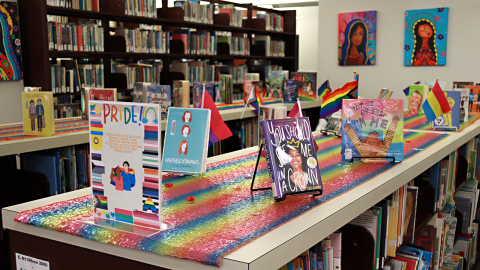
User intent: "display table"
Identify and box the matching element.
[4,123,480,270]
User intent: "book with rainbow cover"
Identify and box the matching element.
[88,101,162,230]
[260,117,323,201]
[291,72,317,101]
[341,99,404,162]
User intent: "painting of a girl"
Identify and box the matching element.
[338,11,376,66]
[404,8,449,66]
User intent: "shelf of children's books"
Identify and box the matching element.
[414,212,435,235]
[49,51,107,59]
[46,6,109,19]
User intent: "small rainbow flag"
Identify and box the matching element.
[317,79,331,100]
[422,80,451,122]
[246,87,263,110]
[402,81,421,98]
[320,80,358,119]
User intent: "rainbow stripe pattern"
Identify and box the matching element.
[404,112,480,132]
[215,99,282,111]
[14,131,448,267]
[0,117,88,141]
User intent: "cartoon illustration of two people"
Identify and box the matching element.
[110,161,136,191]
[29,99,45,132]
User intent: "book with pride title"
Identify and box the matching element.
[260,117,323,201]
[432,91,460,130]
[342,99,404,162]
[88,101,162,230]
[22,92,55,136]
[162,108,211,174]
[291,72,317,101]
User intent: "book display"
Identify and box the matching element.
[22,92,56,136]
[432,91,460,131]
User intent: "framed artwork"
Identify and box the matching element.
[404,8,449,66]
[338,10,377,66]
[0,1,23,80]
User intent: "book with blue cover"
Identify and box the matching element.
[147,85,171,120]
[259,117,323,201]
[342,99,404,162]
[162,108,211,174]
[282,79,298,103]
[432,91,460,130]
[193,82,214,108]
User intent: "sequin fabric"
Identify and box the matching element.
[15,131,448,267]
[404,112,480,131]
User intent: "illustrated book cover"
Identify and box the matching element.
[291,72,317,101]
[260,117,323,200]
[283,79,298,103]
[82,88,117,120]
[133,82,152,103]
[258,105,287,146]
[172,80,190,108]
[432,91,460,130]
[147,85,171,120]
[408,85,428,114]
[466,86,480,113]
[88,101,162,229]
[22,92,55,136]
[454,88,469,122]
[192,82,214,108]
[268,70,284,99]
[162,108,211,174]
[378,88,393,99]
[341,99,404,162]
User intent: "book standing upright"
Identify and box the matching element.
[22,92,55,136]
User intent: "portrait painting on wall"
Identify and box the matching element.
[338,10,377,66]
[0,1,23,80]
[404,8,449,66]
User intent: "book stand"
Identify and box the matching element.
[79,217,174,237]
[432,126,458,131]
[320,129,341,137]
[250,144,323,201]
[349,156,396,163]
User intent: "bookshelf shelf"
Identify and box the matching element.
[4,123,480,269]
[53,92,81,97]
[49,51,107,58]
[46,6,109,19]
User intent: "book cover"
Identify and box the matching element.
[319,110,342,136]
[82,88,117,120]
[403,186,418,245]
[216,75,233,104]
[258,105,287,147]
[22,92,55,136]
[454,88,469,123]
[341,99,404,162]
[88,101,162,229]
[133,82,151,103]
[172,80,190,108]
[408,85,428,114]
[192,82,214,108]
[378,88,393,99]
[432,91,460,130]
[425,81,445,91]
[268,70,284,99]
[453,81,474,89]
[283,79,298,103]
[387,205,399,257]
[243,80,253,104]
[162,108,211,174]
[291,72,317,101]
[466,86,480,113]
[146,85,171,120]
[252,81,265,99]
[259,117,323,200]
[414,225,437,254]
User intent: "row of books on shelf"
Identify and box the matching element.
[46,0,100,11]
[258,13,284,32]
[21,144,90,196]
[124,0,157,18]
[253,35,286,57]
[174,0,214,24]
[51,62,104,93]
[112,62,163,89]
[54,104,81,119]
[114,26,170,54]
[171,29,218,55]
[217,5,244,27]
[218,34,250,56]
[47,16,104,52]
[279,137,480,270]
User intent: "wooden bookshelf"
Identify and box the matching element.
[18,0,298,96]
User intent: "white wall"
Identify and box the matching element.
[296,6,319,71]
[317,0,480,103]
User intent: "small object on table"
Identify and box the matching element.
[245,174,252,178]
[165,183,173,187]
[233,185,241,189]
[186,196,195,202]
[406,140,411,143]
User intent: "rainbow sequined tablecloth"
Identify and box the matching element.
[14,131,449,267]
[0,117,88,141]
[404,112,480,132]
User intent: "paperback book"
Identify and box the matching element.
[215,74,233,104]
[432,91,460,130]
[147,85,171,120]
[342,99,404,162]
[378,88,393,99]
[466,86,480,113]
[408,85,428,114]
[22,92,55,136]
[172,80,190,108]
[291,72,317,101]
[454,88,469,122]
[162,108,211,174]
[192,82,214,108]
[283,79,298,103]
[260,117,323,200]
[88,101,162,230]
[268,70,284,99]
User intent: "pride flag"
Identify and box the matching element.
[422,80,451,122]
[317,79,331,100]
[402,81,421,98]
[199,91,233,146]
[319,80,358,119]
[246,86,263,110]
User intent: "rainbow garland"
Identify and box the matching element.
[404,112,480,132]
[0,118,89,141]
[14,131,448,267]
[216,99,283,111]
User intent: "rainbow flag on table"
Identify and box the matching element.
[422,80,451,122]
[246,87,263,110]
[319,80,358,119]
[402,81,421,98]
[317,79,331,100]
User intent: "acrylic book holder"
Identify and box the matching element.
[79,217,174,237]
